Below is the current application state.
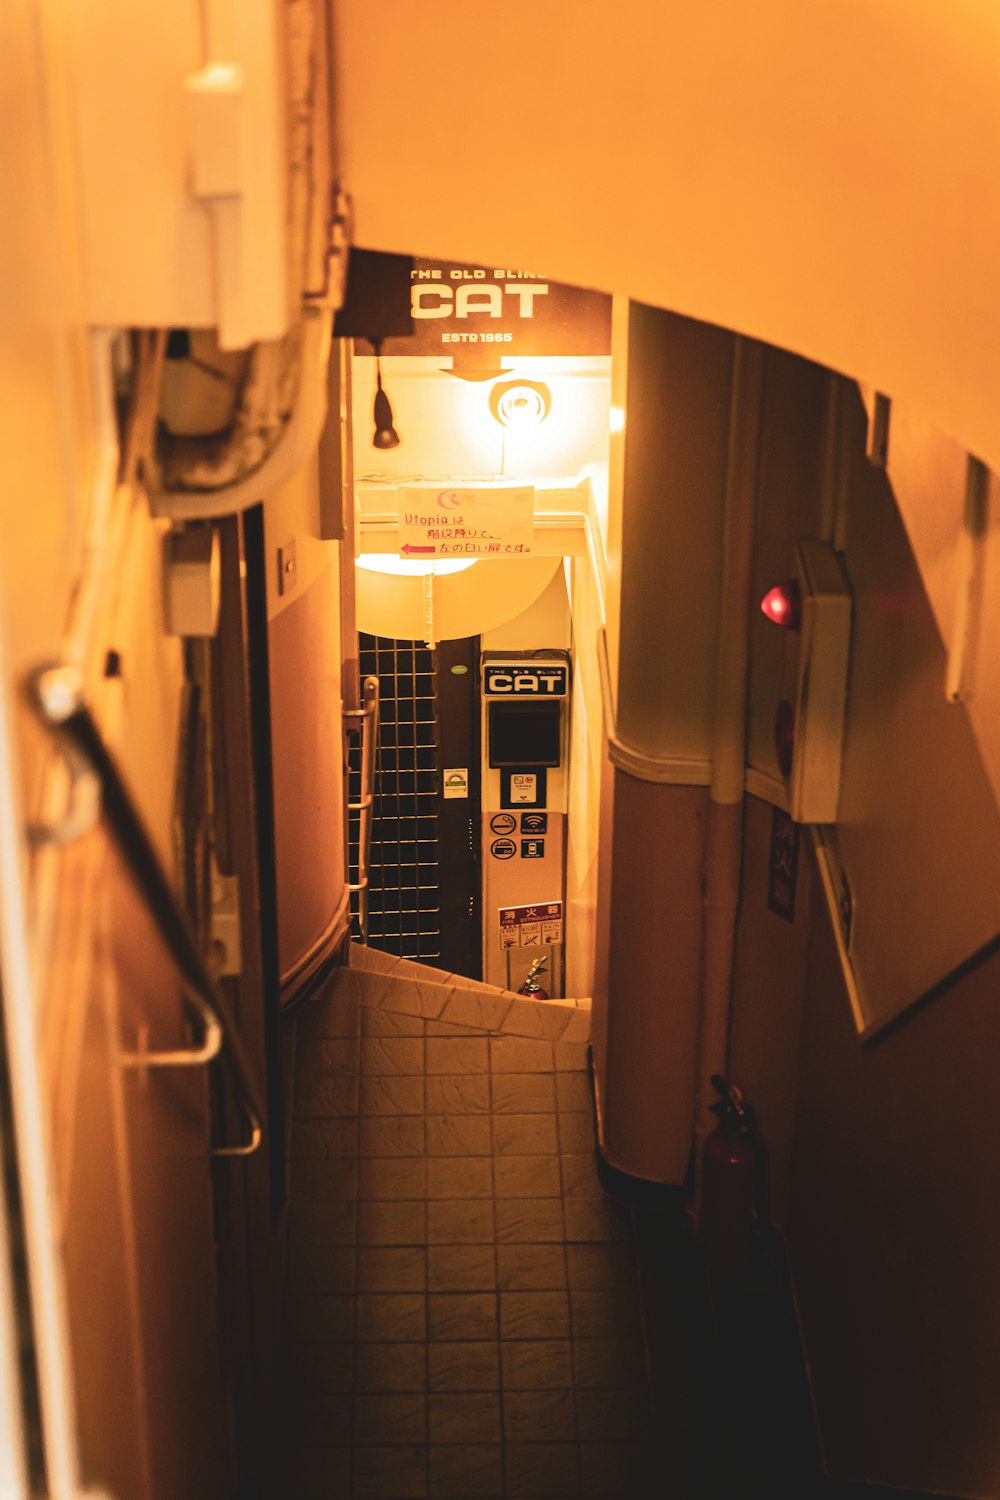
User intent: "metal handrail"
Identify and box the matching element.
[345,675,379,941]
[26,663,263,1158]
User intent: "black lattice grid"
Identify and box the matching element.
[349,635,442,959]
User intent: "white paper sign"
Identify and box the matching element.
[509,773,537,804]
[398,484,534,559]
[442,768,469,799]
[498,901,563,950]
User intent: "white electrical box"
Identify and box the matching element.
[783,539,853,823]
[164,526,221,637]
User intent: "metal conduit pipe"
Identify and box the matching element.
[692,338,766,1217]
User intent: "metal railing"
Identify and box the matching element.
[26,663,263,1157]
[345,674,379,942]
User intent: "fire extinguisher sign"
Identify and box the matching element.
[499,902,563,950]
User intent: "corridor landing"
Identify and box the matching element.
[274,952,668,1499]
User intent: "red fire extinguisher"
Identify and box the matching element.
[701,1074,762,1276]
[517,956,549,1000]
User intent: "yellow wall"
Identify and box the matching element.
[333,1,1000,480]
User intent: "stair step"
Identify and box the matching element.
[328,942,592,1047]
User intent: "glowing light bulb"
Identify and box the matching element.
[489,379,551,430]
[609,405,625,434]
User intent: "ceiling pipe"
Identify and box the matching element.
[691,336,766,1223]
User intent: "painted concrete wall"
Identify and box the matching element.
[333,1,1000,485]
[594,305,733,1183]
[263,461,347,994]
[727,346,1000,1494]
[791,899,1000,1497]
[614,305,731,767]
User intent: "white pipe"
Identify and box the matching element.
[151,306,333,521]
[0,637,83,1499]
[692,337,766,1216]
[64,329,122,661]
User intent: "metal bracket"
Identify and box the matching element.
[121,984,224,1072]
[211,866,242,976]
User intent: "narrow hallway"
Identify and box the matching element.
[274,949,669,1499]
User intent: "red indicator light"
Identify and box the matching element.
[775,699,795,778]
[760,580,802,630]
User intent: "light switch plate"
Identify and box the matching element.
[277,536,297,596]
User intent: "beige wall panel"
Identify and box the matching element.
[727,796,813,1232]
[564,558,605,999]
[51,846,150,1500]
[746,352,828,781]
[589,750,616,1088]
[268,561,347,989]
[868,400,1000,822]
[873,404,968,651]
[616,305,731,763]
[829,430,1000,1033]
[480,566,571,653]
[790,892,1000,1496]
[107,862,228,1500]
[264,459,334,622]
[600,776,706,1184]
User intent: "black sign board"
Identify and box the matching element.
[483,664,568,698]
[520,812,548,835]
[767,808,801,922]
[373,259,611,367]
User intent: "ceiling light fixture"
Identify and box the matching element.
[489,378,552,431]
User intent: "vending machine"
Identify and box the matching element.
[480,651,570,994]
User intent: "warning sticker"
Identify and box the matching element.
[509,773,537,804]
[490,812,517,835]
[498,901,563,950]
[443,768,469,799]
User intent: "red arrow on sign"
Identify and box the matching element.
[401,543,436,556]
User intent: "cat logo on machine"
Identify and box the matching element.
[490,837,517,860]
[490,813,517,835]
[483,664,568,698]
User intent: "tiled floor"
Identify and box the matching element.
[273,957,666,1499]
